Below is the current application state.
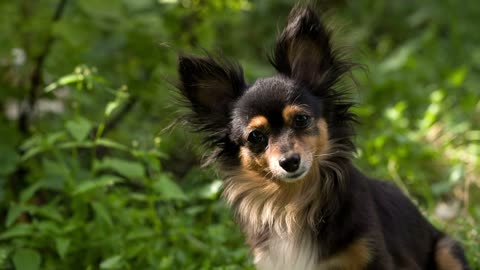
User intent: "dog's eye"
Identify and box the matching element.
[293,115,311,129]
[247,130,267,146]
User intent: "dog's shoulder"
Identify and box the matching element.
[364,175,429,227]
[361,172,441,267]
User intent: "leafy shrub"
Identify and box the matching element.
[0,0,478,269]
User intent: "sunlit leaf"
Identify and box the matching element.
[447,66,468,86]
[197,180,223,199]
[95,138,129,151]
[105,100,121,117]
[100,255,123,269]
[45,74,84,93]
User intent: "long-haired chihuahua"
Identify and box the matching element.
[176,4,470,270]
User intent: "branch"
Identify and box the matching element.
[18,0,69,135]
[10,0,69,202]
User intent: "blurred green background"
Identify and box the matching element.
[0,0,479,269]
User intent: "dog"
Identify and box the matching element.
[176,4,470,270]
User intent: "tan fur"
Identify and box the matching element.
[247,115,269,130]
[282,105,310,125]
[225,118,346,235]
[319,238,372,270]
[435,238,463,270]
[240,115,272,173]
[241,118,330,179]
[310,119,329,156]
[240,147,267,172]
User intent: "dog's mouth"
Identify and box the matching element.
[272,164,310,183]
[281,169,308,182]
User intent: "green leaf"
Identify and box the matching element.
[19,185,39,203]
[78,0,123,20]
[19,135,42,152]
[20,181,49,203]
[100,255,123,269]
[0,224,33,240]
[20,147,44,162]
[380,41,416,72]
[65,117,92,142]
[91,201,113,226]
[55,238,70,259]
[72,175,122,196]
[153,175,186,200]
[45,74,84,93]
[105,100,121,117]
[126,228,155,241]
[197,180,223,199]
[0,144,19,175]
[123,0,155,11]
[0,246,9,269]
[20,132,67,161]
[13,249,41,270]
[57,141,95,149]
[95,138,129,151]
[35,206,63,222]
[94,158,145,179]
[6,204,25,227]
[447,66,468,86]
[158,0,178,3]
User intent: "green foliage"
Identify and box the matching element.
[0,0,478,269]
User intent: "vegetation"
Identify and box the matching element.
[0,0,478,269]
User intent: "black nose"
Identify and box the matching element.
[279,154,301,172]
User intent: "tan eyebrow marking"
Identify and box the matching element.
[247,115,269,130]
[282,105,309,124]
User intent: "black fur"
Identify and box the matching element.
[177,55,246,165]
[176,4,470,270]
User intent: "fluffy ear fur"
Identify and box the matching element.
[271,5,357,152]
[177,55,246,153]
[270,6,350,92]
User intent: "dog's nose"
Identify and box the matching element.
[279,153,301,172]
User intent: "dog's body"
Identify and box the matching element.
[177,5,470,270]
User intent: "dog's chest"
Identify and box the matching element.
[254,234,370,270]
[254,233,318,270]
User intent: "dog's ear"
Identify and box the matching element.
[178,55,246,132]
[271,6,348,90]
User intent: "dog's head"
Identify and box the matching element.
[178,6,355,183]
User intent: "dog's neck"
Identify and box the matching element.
[222,155,350,239]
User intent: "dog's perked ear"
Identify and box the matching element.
[271,6,350,92]
[177,55,246,133]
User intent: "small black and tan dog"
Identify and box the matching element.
[176,4,470,270]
